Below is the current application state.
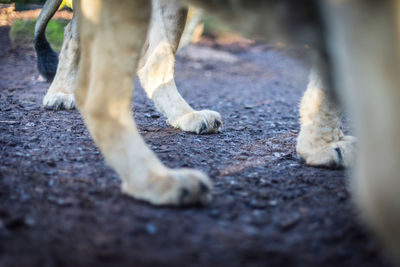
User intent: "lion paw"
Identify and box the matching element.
[169,110,222,134]
[121,168,212,206]
[297,136,357,168]
[43,92,75,110]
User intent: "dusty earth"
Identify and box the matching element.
[0,9,393,267]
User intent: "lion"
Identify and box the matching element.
[34,0,400,264]
[35,0,355,168]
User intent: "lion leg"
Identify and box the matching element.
[43,14,78,110]
[296,65,356,168]
[137,0,222,134]
[74,0,212,205]
[325,0,400,263]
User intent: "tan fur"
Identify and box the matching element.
[43,16,78,110]
[297,67,356,168]
[137,0,222,134]
[74,0,212,205]
[323,0,400,263]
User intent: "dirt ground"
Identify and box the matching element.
[0,9,393,267]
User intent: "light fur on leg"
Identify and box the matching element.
[325,0,400,264]
[296,66,356,168]
[137,0,222,134]
[75,0,212,206]
[178,7,204,50]
[43,15,79,110]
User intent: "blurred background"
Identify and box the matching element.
[0,0,254,53]
[0,1,72,51]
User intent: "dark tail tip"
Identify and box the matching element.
[34,35,58,82]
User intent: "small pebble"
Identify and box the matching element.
[24,216,35,226]
[209,209,220,218]
[337,191,348,201]
[268,200,278,206]
[258,190,269,199]
[249,199,267,209]
[279,213,301,230]
[145,223,158,235]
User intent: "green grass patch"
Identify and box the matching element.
[10,18,69,51]
[202,15,234,37]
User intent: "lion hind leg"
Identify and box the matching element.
[296,66,356,168]
[75,0,212,206]
[43,16,78,110]
[137,0,222,134]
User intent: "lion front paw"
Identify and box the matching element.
[43,92,75,110]
[297,136,357,168]
[169,110,222,134]
[121,168,212,206]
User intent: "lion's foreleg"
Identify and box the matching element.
[137,0,222,134]
[296,63,356,168]
[43,14,79,110]
[74,0,212,206]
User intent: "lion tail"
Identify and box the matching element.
[34,0,63,81]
